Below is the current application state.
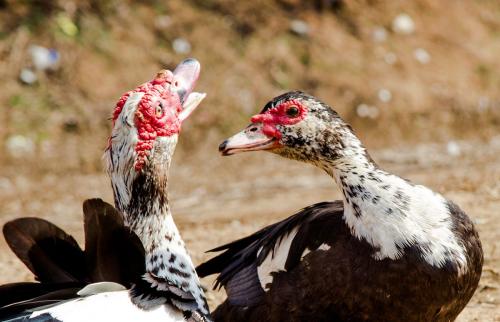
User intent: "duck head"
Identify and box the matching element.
[219,91,367,166]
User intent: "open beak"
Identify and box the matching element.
[172,58,206,122]
[219,123,280,156]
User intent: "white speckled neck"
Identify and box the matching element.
[104,96,208,314]
[319,149,467,273]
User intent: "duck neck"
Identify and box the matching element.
[317,141,419,264]
[313,131,409,254]
[126,191,186,274]
[317,139,386,223]
[114,160,208,313]
[120,161,193,280]
[314,135,467,271]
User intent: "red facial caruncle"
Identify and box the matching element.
[250,99,307,139]
[112,70,183,171]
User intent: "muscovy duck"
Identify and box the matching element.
[197,91,483,322]
[0,58,210,322]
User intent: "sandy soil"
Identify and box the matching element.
[1,1,499,321]
[0,137,499,321]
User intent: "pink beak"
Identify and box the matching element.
[219,123,280,156]
[171,58,206,122]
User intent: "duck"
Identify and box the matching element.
[197,91,483,322]
[0,58,211,322]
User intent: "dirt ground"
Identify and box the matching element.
[0,136,498,321]
[0,1,499,321]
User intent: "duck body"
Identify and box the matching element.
[198,91,483,322]
[201,201,482,322]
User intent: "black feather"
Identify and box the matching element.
[83,198,145,286]
[0,282,83,307]
[224,264,264,306]
[0,198,146,319]
[3,218,86,283]
[196,201,344,290]
[0,283,82,320]
[130,277,200,313]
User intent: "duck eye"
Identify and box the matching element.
[156,103,163,117]
[286,106,299,117]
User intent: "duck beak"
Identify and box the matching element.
[172,58,207,122]
[219,123,280,156]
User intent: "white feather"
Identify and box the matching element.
[30,290,186,322]
[257,230,335,290]
[332,165,467,274]
[300,243,331,261]
[77,282,126,296]
[257,228,298,291]
[105,92,143,211]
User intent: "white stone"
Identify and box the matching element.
[29,45,60,71]
[392,13,415,35]
[414,48,431,64]
[290,19,310,37]
[172,38,191,54]
[356,104,379,119]
[19,68,37,84]
[378,88,392,103]
[356,104,370,118]
[446,141,461,157]
[372,26,387,42]
[6,135,35,158]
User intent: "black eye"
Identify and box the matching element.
[286,106,299,117]
[155,103,163,117]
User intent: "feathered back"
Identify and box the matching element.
[197,201,344,288]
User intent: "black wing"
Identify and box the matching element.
[196,201,344,306]
[83,198,145,286]
[0,283,82,320]
[0,198,145,318]
[3,217,86,284]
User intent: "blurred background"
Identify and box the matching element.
[0,0,499,320]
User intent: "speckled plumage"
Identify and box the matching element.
[199,91,483,322]
[106,103,209,319]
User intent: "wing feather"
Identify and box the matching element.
[196,201,344,306]
[83,198,145,286]
[3,218,86,283]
